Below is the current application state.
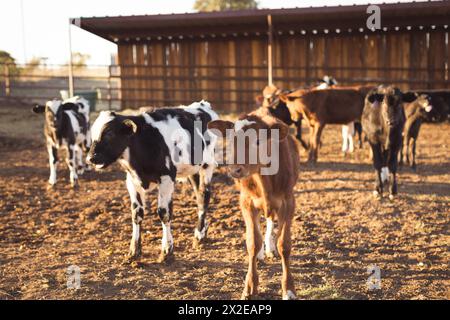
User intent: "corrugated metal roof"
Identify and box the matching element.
[75,1,450,43]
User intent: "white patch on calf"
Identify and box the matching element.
[316,82,329,90]
[47,142,57,185]
[158,175,174,209]
[143,113,195,177]
[132,223,140,243]
[165,156,171,170]
[46,100,62,114]
[161,221,173,254]
[234,119,256,132]
[265,218,277,257]
[381,166,389,183]
[341,123,355,153]
[91,111,115,142]
[425,105,432,112]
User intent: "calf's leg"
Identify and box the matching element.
[410,138,417,171]
[370,143,384,196]
[278,196,296,300]
[241,196,262,300]
[405,136,411,166]
[193,166,213,246]
[311,124,324,163]
[66,144,78,188]
[126,173,146,260]
[157,175,175,263]
[75,143,85,175]
[294,119,308,150]
[47,141,58,186]
[388,148,400,199]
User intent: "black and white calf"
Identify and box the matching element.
[86,101,218,262]
[361,86,417,199]
[33,97,91,187]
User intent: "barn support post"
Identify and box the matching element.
[68,19,74,97]
[267,14,273,86]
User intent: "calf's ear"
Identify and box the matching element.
[32,105,45,114]
[121,119,138,136]
[278,93,288,103]
[402,92,418,103]
[207,120,234,137]
[269,122,289,141]
[255,95,264,106]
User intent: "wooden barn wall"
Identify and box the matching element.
[118,30,449,111]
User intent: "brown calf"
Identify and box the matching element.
[208,107,300,300]
[280,87,371,163]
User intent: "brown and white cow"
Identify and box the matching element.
[280,86,372,163]
[208,107,300,300]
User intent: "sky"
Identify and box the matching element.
[0,0,421,65]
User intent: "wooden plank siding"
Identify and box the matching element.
[117,29,450,111]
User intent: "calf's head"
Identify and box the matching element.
[279,88,308,122]
[415,94,433,115]
[208,114,288,179]
[261,84,281,108]
[86,111,137,169]
[367,86,416,127]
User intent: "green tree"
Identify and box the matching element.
[194,0,258,12]
[71,52,91,69]
[0,50,20,76]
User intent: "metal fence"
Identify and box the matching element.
[0,63,121,110]
[1,58,450,112]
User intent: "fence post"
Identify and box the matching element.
[108,65,112,109]
[4,64,10,96]
[267,14,273,86]
[68,18,74,97]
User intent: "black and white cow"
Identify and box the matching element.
[86,101,218,262]
[33,97,91,187]
[362,86,417,199]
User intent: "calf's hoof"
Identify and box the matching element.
[372,190,381,199]
[158,249,174,264]
[71,182,79,189]
[128,245,142,261]
[388,194,395,201]
[282,290,297,300]
[193,224,209,248]
[192,236,207,249]
[266,249,279,260]
[241,293,259,300]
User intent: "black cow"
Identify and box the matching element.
[86,101,218,263]
[399,93,433,170]
[33,98,91,187]
[361,86,417,199]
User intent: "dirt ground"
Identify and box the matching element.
[0,103,449,300]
